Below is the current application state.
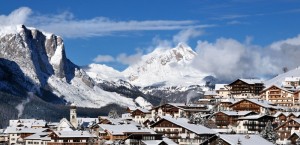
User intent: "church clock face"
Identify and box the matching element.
[72,115,75,119]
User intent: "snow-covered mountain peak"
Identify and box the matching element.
[0,25,136,108]
[83,63,124,82]
[122,43,207,87]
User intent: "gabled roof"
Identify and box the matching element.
[134,108,151,113]
[261,85,295,94]
[219,134,273,145]
[5,127,47,134]
[24,132,51,141]
[288,132,300,140]
[52,131,97,138]
[57,118,75,131]
[99,124,156,135]
[230,99,277,109]
[215,84,228,91]
[151,116,216,135]
[276,118,300,130]
[141,137,178,145]
[228,79,263,86]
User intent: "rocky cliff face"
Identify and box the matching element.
[0,25,136,108]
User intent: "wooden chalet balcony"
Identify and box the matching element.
[243,123,266,127]
[48,142,98,145]
[100,136,111,140]
[168,135,181,139]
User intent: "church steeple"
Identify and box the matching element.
[70,103,78,128]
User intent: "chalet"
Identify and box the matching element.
[9,119,47,128]
[229,99,280,114]
[203,91,218,99]
[226,79,264,98]
[273,112,300,124]
[283,77,300,88]
[123,134,177,145]
[201,134,274,145]
[260,85,298,107]
[5,127,48,145]
[0,129,8,143]
[217,99,239,111]
[98,124,155,141]
[275,118,300,144]
[151,103,210,119]
[56,118,75,131]
[213,111,256,128]
[127,107,139,113]
[47,131,97,145]
[131,108,152,124]
[150,116,216,145]
[24,132,51,145]
[237,115,276,134]
[215,84,230,98]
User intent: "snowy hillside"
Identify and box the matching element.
[264,67,300,87]
[123,43,208,87]
[83,63,125,83]
[0,25,136,108]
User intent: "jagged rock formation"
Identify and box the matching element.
[0,25,136,108]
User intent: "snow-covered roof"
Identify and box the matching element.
[292,118,300,124]
[32,120,47,127]
[211,128,233,133]
[239,115,274,120]
[204,90,218,96]
[24,132,51,141]
[232,99,277,109]
[136,108,151,113]
[219,134,274,145]
[153,116,216,135]
[215,84,228,90]
[141,140,163,145]
[239,79,263,84]
[9,119,46,128]
[77,118,98,128]
[5,127,47,134]
[57,118,75,131]
[219,111,254,116]
[53,131,97,138]
[141,138,178,145]
[220,98,239,104]
[285,77,300,82]
[99,124,156,135]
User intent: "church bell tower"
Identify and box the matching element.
[70,103,78,128]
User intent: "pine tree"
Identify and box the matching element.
[108,109,119,119]
[260,120,279,143]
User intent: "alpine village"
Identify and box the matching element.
[2,77,300,145]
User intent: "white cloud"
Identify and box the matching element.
[0,7,214,38]
[116,49,143,65]
[192,35,300,81]
[0,7,31,26]
[173,28,203,44]
[93,55,115,63]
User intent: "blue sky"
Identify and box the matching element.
[1,0,300,76]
